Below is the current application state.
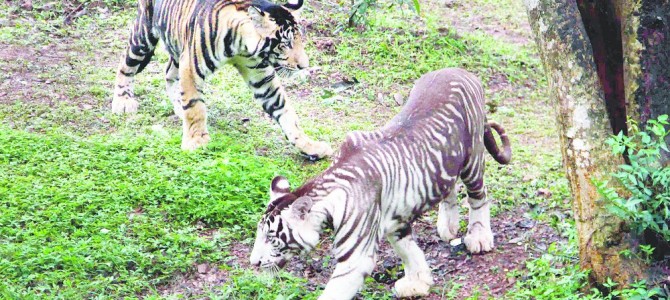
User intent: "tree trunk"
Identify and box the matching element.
[620,0,670,167]
[523,0,647,289]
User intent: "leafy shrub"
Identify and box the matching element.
[596,114,670,241]
[599,278,665,300]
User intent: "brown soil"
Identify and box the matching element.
[0,43,73,106]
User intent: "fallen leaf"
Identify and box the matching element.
[516,218,536,229]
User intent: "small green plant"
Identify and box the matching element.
[619,248,633,259]
[639,244,655,263]
[219,270,321,299]
[599,278,664,300]
[597,114,670,241]
[439,280,463,299]
[322,255,332,269]
[617,245,655,263]
[505,227,593,300]
[348,0,420,27]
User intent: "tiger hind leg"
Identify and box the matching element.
[437,182,461,242]
[460,155,495,253]
[165,58,184,119]
[387,225,434,297]
[112,1,157,114]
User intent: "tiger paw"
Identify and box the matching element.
[299,140,334,160]
[111,94,139,114]
[437,220,459,242]
[181,131,211,150]
[393,274,433,298]
[463,223,494,253]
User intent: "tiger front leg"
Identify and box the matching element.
[319,255,376,300]
[463,197,494,253]
[387,226,434,298]
[112,11,157,114]
[178,60,210,150]
[461,171,494,253]
[241,65,333,160]
[278,106,333,160]
[112,58,140,114]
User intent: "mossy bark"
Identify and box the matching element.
[523,0,646,289]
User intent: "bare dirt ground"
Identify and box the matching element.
[0,43,74,106]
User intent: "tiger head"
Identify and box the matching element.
[249,0,309,74]
[250,176,319,271]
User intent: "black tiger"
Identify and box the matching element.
[112,0,332,158]
[250,68,512,299]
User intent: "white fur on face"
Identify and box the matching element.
[250,204,322,271]
[249,223,267,266]
[250,218,289,270]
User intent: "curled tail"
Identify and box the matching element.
[484,121,511,164]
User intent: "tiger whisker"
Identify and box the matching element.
[269,265,280,277]
[276,67,300,79]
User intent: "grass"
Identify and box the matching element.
[0,127,324,298]
[0,0,595,299]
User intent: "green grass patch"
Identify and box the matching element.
[310,9,540,98]
[0,127,324,298]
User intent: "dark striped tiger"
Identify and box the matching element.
[249,68,512,299]
[112,0,333,159]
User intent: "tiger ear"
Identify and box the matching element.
[291,196,313,220]
[270,176,291,202]
[283,0,303,17]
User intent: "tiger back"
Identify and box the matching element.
[250,68,512,300]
